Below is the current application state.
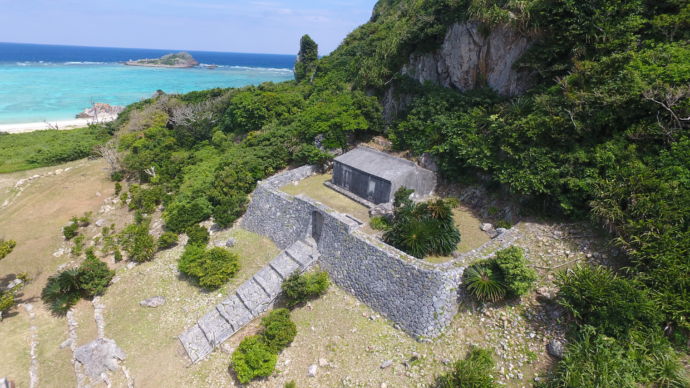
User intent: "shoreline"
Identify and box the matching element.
[0,115,117,134]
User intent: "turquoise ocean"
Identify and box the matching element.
[0,42,295,124]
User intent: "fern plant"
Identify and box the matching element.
[464,264,506,303]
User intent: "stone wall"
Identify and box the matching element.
[241,167,464,339]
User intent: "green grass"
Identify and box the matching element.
[0,126,110,173]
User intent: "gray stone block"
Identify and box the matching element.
[179,324,213,363]
[253,266,283,298]
[270,253,301,278]
[197,309,234,347]
[286,240,316,268]
[217,295,254,330]
[236,279,271,314]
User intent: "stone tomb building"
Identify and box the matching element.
[331,146,436,204]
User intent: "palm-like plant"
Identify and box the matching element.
[41,269,82,315]
[464,264,506,303]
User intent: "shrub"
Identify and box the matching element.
[434,347,497,388]
[284,381,297,388]
[63,221,79,240]
[369,216,391,231]
[0,239,17,260]
[178,246,240,289]
[110,171,124,182]
[71,235,85,256]
[77,249,115,297]
[493,247,536,297]
[231,335,277,384]
[41,252,114,315]
[114,182,122,196]
[164,197,213,233]
[119,222,157,262]
[0,289,16,318]
[281,271,330,308]
[113,249,123,262]
[128,186,164,213]
[158,231,179,250]
[556,266,663,338]
[384,189,460,258]
[261,308,297,353]
[185,225,209,247]
[463,264,506,303]
[212,193,248,228]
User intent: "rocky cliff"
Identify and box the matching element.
[404,22,533,96]
[384,21,533,121]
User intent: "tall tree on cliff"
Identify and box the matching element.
[294,35,318,83]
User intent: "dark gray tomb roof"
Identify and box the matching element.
[334,146,419,182]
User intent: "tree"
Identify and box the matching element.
[294,35,318,82]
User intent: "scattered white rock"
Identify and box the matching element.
[95,219,106,227]
[6,278,23,290]
[380,360,393,369]
[225,238,236,248]
[307,364,318,377]
[480,223,494,232]
[59,338,73,349]
[139,296,166,308]
[126,262,137,270]
[318,358,329,367]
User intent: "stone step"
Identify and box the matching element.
[179,239,318,363]
[285,240,318,268]
[179,324,213,363]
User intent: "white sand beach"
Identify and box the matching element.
[0,115,117,134]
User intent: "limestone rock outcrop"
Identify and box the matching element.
[403,22,533,96]
[384,21,533,121]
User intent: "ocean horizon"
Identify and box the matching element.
[0,42,296,124]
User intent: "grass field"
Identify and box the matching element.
[0,126,110,173]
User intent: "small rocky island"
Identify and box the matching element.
[125,52,199,68]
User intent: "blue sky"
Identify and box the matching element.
[0,0,377,55]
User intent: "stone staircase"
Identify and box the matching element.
[179,239,319,363]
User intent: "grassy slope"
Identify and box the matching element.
[0,127,110,173]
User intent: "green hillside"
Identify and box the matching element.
[109,0,689,385]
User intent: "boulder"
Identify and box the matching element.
[547,340,565,359]
[139,296,166,308]
[307,364,318,377]
[74,338,126,379]
[369,203,394,219]
[419,153,439,172]
[480,223,494,232]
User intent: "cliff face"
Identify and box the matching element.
[403,22,533,96]
[383,21,533,121]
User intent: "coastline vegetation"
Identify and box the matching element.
[0,125,110,173]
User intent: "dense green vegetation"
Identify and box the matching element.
[464,246,536,302]
[231,308,297,383]
[108,0,688,383]
[384,188,460,258]
[0,239,16,260]
[41,249,114,315]
[434,347,498,387]
[0,125,110,173]
[178,246,239,290]
[294,35,318,83]
[281,271,330,308]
